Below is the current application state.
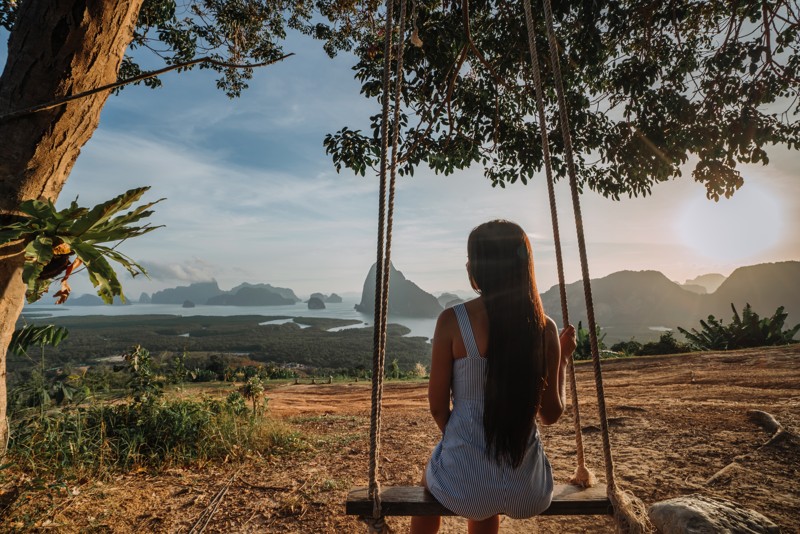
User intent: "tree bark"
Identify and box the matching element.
[0,0,144,455]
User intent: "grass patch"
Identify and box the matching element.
[8,398,305,479]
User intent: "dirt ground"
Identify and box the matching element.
[2,346,799,533]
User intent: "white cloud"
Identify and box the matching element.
[139,259,217,283]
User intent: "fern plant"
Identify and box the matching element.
[0,187,163,304]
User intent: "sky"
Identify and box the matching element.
[3,30,799,301]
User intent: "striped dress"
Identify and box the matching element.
[425,303,554,520]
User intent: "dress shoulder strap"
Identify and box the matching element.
[453,304,481,359]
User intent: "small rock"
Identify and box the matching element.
[648,494,780,534]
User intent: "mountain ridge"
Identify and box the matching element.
[540,261,799,341]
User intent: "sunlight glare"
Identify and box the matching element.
[676,183,784,262]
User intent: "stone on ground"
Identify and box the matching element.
[648,494,779,534]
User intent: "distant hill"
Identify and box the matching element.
[540,262,800,342]
[680,284,708,295]
[309,292,343,304]
[437,293,465,309]
[69,294,130,306]
[356,263,443,318]
[229,283,300,303]
[149,281,299,306]
[207,286,295,306]
[710,262,800,321]
[443,298,465,309]
[541,271,704,334]
[151,281,223,305]
[683,273,727,293]
[307,297,326,309]
[437,293,460,307]
[69,294,105,306]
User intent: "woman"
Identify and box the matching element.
[411,220,576,534]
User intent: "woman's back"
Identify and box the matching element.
[412,220,574,534]
[424,302,554,520]
[449,298,489,360]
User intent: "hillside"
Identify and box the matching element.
[710,262,800,320]
[540,270,705,338]
[540,262,800,341]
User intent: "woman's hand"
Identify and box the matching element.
[559,325,577,365]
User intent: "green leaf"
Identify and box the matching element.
[10,324,69,356]
[25,235,54,265]
[92,245,148,278]
[25,279,52,304]
[69,187,150,237]
[72,243,123,304]
[2,186,163,304]
[0,221,28,243]
[18,199,58,221]
[102,197,165,228]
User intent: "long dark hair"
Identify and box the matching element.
[468,220,547,468]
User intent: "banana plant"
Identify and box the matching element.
[9,324,70,356]
[0,187,164,304]
[8,324,72,415]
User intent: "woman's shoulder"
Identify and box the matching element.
[543,316,560,351]
[434,305,459,334]
[543,315,559,334]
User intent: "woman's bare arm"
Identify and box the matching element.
[428,309,455,433]
[539,319,575,425]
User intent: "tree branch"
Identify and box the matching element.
[460,0,517,94]
[0,54,295,123]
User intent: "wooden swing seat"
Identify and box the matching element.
[346,483,612,517]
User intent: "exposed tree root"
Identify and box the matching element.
[707,410,797,486]
[747,410,782,435]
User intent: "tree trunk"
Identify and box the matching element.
[0,0,144,455]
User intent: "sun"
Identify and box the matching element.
[676,182,784,262]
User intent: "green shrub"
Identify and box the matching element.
[226,391,248,416]
[678,303,800,351]
[239,376,265,414]
[191,369,219,382]
[123,345,162,402]
[638,331,691,355]
[167,351,189,384]
[610,339,643,357]
[574,321,607,361]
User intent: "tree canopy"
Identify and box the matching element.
[323,0,800,200]
[1,0,374,98]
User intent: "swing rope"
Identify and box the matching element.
[533,0,651,530]
[366,0,408,530]
[521,0,595,490]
